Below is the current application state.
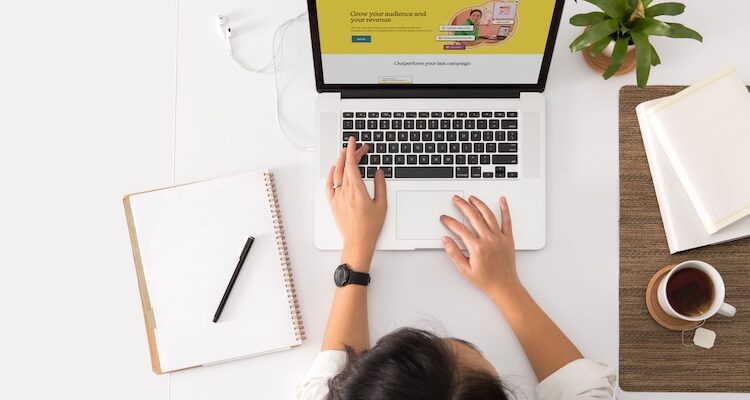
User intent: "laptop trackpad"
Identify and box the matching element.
[396,191,464,240]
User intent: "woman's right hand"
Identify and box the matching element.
[439,195,522,298]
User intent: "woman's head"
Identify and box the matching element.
[327,328,509,400]
[469,9,483,24]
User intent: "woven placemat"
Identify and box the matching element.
[619,85,750,392]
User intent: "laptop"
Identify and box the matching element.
[307,0,564,250]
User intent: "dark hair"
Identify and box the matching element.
[327,328,510,400]
[470,9,483,16]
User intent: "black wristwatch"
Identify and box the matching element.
[334,264,370,287]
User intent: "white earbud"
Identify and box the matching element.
[217,15,232,38]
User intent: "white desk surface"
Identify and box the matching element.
[2,0,749,399]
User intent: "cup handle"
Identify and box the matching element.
[718,302,736,317]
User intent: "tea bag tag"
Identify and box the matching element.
[693,327,716,349]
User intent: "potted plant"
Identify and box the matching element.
[569,0,702,87]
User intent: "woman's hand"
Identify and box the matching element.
[325,136,387,271]
[439,195,521,298]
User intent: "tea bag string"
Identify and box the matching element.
[680,319,707,347]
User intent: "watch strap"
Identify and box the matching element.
[347,269,371,286]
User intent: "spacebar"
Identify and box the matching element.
[394,167,454,178]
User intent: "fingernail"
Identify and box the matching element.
[441,236,449,245]
[452,195,459,201]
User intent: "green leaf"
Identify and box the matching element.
[642,0,655,7]
[664,22,703,41]
[603,37,629,79]
[583,0,628,18]
[631,31,652,87]
[569,19,620,52]
[650,44,661,65]
[589,35,613,57]
[645,2,685,17]
[570,11,608,26]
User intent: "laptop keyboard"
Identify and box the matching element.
[342,110,519,179]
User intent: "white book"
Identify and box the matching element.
[645,67,750,234]
[637,99,750,253]
[123,170,304,373]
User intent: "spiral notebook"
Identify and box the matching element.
[123,170,304,374]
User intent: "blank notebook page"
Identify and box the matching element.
[128,171,299,372]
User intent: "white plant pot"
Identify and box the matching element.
[601,40,635,58]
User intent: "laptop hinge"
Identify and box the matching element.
[340,89,523,99]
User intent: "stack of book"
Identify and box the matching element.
[636,67,750,253]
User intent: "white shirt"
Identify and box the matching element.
[294,350,616,400]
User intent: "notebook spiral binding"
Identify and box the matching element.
[264,172,306,341]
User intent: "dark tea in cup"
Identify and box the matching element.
[665,267,714,317]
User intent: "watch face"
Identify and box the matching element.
[334,265,349,286]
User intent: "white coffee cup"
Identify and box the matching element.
[657,260,736,321]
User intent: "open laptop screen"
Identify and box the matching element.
[312,0,558,86]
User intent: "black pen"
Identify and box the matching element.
[213,236,255,323]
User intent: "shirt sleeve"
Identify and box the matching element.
[536,359,616,400]
[293,350,348,400]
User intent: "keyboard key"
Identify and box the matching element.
[413,143,424,153]
[452,119,463,129]
[404,120,415,130]
[477,120,487,129]
[370,154,381,165]
[355,112,366,118]
[483,172,494,178]
[386,131,396,141]
[343,132,359,141]
[483,131,493,141]
[459,131,470,141]
[498,143,517,152]
[425,143,435,153]
[428,120,438,129]
[383,167,393,178]
[481,111,492,117]
[376,143,386,153]
[395,155,405,165]
[471,166,482,177]
[443,154,454,164]
[365,143,374,153]
[495,131,506,141]
[444,111,455,118]
[461,143,472,153]
[343,120,353,129]
[507,111,518,117]
[449,143,460,153]
[343,112,354,118]
[495,166,506,178]
[492,155,518,164]
[407,155,417,164]
[418,111,429,118]
[471,131,481,141]
[480,155,490,164]
[507,171,518,178]
[486,143,496,152]
[422,131,433,141]
[398,131,408,141]
[440,120,451,129]
[468,155,478,164]
[410,132,420,141]
[379,120,390,130]
[501,119,518,129]
[416,120,426,130]
[395,167,453,178]
[431,111,442,118]
[437,143,447,153]
[489,119,500,129]
[355,120,365,129]
[508,131,518,141]
[367,167,376,178]
[457,111,468,118]
[400,143,411,153]
[368,112,379,118]
[465,120,476,129]
[392,120,403,129]
[381,112,392,118]
[388,143,399,153]
[494,111,505,118]
[367,120,378,129]
[406,112,417,118]
[469,111,480,117]
[456,155,467,164]
[361,131,371,141]
[473,143,484,153]
[373,131,384,141]
[359,167,365,177]
[359,155,368,165]
[418,155,429,164]
[383,155,393,164]
[394,112,405,118]
[456,166,469,178]
[431,155,441,164]
[447,131,457,141]
[434,131,445,141]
